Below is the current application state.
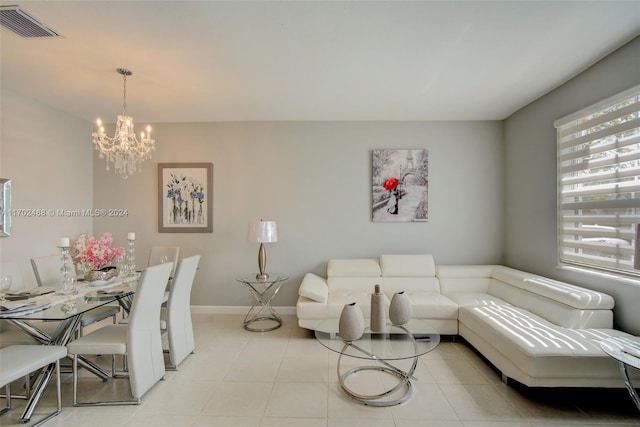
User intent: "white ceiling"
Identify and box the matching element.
[1,1,639,123]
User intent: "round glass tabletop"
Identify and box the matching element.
[236,273,288,284]
[314,319,440,361]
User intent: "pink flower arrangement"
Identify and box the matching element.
[71,233,125,270]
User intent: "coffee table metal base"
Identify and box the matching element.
[618,361,640,411]
[336,345,419,407]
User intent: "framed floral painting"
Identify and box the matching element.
[372,149,428,222]
[158,163,213,233]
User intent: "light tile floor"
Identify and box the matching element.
[2,313,640,426]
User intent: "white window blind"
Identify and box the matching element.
[555,85,640,278]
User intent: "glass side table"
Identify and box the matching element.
[236,273,288,332]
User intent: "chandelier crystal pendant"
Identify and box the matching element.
[92,68,156,179]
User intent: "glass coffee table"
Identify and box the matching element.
[314,319,439,407]
[600,336,640,412]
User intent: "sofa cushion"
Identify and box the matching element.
[437,265,524,295]
[380,254,436,277]
[327,277,382,294]
[487,278,528,307]
[296,296,333,320]
[439,277,493,294]
[459,304,611,357]
[403,292,458,320]
[298,273,328,303]
[436,265,496,279]
[458,304,636,380]
[327,290,390,319]
[327,259,381,277]
[382,277,440,294]
[444,292,510,308]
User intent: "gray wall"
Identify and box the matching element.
[93,121,505,309]
[0,89,93,287]
[504,36,640,334]
[3,36,638,334]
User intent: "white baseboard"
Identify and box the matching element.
[190,305,297,315]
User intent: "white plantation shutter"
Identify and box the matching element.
[555,85,640,278]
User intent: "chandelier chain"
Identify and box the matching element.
[122,73,127,114]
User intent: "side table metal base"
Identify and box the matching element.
[236,273,288,333]
[243,314,282,332]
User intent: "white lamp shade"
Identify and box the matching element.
[248,220,278,243]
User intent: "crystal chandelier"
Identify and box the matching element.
[92,68,156,179]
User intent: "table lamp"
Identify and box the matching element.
[248,219,278,280]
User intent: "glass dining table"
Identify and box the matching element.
[0,279,136,422]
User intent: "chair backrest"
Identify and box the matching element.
[148,246,180,277]
[166,255,200,367]
[30,255,63,287]
[127,262,173,399]
[0,261,26,334]
[0,261,25,291]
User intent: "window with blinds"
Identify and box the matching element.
[555,85,640,278]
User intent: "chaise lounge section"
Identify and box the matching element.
[296,254,640,388]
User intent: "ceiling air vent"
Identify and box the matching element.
[0,6,59,38]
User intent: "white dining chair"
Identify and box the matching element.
[148,246,180,278]
[0,262,31,339]
[0,262,56,403]
[0,345,67,426]
[30,255,120,334]
[29,256,62,288]
[161,255,200,370]
[66,262,173,406]
[0,261,25,292]
[1,261,57,345]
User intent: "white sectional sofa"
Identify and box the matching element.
[296,254,640,388]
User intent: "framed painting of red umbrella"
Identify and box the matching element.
[372,149,428,222]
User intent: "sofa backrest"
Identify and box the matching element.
[517,290,614,329]
[380,254,440,293]
[516,276,615,328]
[437,265,496,294]
[437,264,615,329]
[327,258,381,293]
[521,277,615,310]
[486,266,534,306]
[379,254,436,277]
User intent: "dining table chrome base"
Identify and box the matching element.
[0,287,135,422]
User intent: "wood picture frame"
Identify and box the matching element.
[158,163,213,233]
